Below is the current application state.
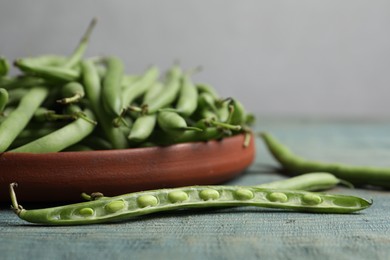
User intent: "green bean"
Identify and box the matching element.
[193,111,241,132]
[14,59,80,82]
[62,18,97,69]
[16,55,67,67]
[0,88,9,114]
[195,108,218,122]
[121,75,140,89]
[10,183,372,225]
[0,56,10,76]
[6,88,29,106]
[152,127,225,145]
[144,65,181,114]
[18,121,63,137]
[229,99,246,125]
[143,82,164,103]
[81,60,128,149]
[207,119,242,132]
[128,67,184,143]
[0,106,14,121]
[56,82,85,104]
[10,108,96,153]
[216,99,231,123]
[196,83,219,99]
[157,111,202,135]
[33,107,75,122]
[0,77,12,88]
[126,78,165,143]
[128,114,157,143]
[257,172,349,191]
[101,57,124,116]
[0,76,51,90]
[0,86,48,152]
[261,132,390,189]
[81,60,100,111]
[175,74,198,117]
[198,92,218,114]
[121,66,159,110]
[9,124,60,149]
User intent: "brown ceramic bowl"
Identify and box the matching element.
[0,133,255,203]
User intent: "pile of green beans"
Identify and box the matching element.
[261,132,390,189]
[9,173,372,225]
[0,19,253,153]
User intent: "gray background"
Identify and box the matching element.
[1,0,390,119]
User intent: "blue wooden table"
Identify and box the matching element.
[1,119,390,260]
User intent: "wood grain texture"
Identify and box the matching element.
[1,119,390,260]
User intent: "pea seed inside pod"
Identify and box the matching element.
[199,189,220,200]
[331,198,360,208]
[105,200,126,213]
[267,192,288,203]
[301,193,322,205]
[78,207,94,217]
[168,191,189,203]
[234,188,254,200]
[137,195,159,208]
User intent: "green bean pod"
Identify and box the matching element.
[127,79,165,143]
[10,108,96,153]
[121,75,140,89]
[62,18,97,69]
[81,60,100,110]
[6,88,29,106]
[261,132,390,189]
[14,59,80,81]
[33,107,74,122]
[257,172,346,191]
[145,65,181,114]
[0,77,12,88]
[216,99,231,123]
[0,86,48,152]
[143,82,164,102]
[128,114,157,143]
[152,127,225,145]
[0,107,14,122]
[121,66,159,109]
[196,83,219,99]
[81,60,128,149]
[0,56,10,76]
[57,82,85,104]
[157,111,202,135]
[101,57,124,116]
[0,76,50,90]
[229,99,246,125]
[10,183,372,225]
[198,92,218,114]
[175,74,198,117]
[7,122,63,149]
[16,55,67,67]
[0,88,9,114]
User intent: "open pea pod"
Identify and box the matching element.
[10,183,371,225]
